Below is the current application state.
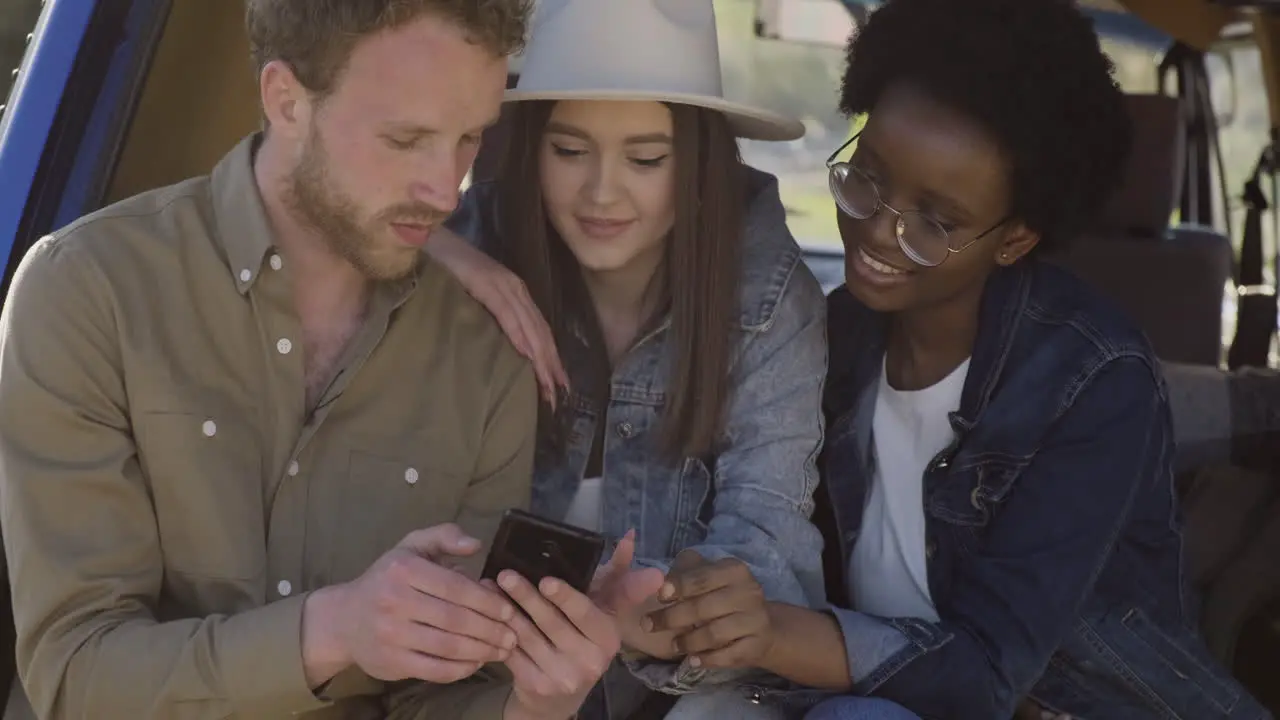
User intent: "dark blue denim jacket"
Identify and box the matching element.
[818,260,1268,720]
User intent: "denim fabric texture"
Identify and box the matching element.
[806,696,922,720]
[807,260,1270,720]
[445,167,828,718]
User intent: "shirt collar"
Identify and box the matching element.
[211,133,424,302]
[211,134,276,294]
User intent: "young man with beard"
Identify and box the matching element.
[0,2,660,719]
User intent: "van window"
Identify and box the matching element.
[0,0,43,118]
[1210,43,1270,255]
[718,0,849,251]
[716,0,1193,253]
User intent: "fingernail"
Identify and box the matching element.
[457,537,479,550]
[503,631,517,649]
[689,655,702,668]
[501,604,514,621]
[499,572,517,591]
[542,578,560,597]
[659,583,675,601]
[640,616,654,632]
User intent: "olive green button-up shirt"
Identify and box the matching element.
[0,135,536,719]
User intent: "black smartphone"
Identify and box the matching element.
[481,508,606,595]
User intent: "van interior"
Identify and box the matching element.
[3,0,1280,716]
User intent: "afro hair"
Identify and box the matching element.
[840,0,1133,253]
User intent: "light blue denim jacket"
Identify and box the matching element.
[445,167,827,715]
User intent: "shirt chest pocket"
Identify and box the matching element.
[330,442,472,580]
[135,411,266,581]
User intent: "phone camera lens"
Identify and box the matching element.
[539,539,557,559]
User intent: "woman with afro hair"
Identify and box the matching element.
[645,0,1270,718]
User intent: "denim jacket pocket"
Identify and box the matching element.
[1094,607,1242,719]
[928,458,1025,528]
[669,457,714,554]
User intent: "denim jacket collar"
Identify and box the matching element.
[646,166,801,336]
[826,260,1035,436]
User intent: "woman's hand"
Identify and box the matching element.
[642,551,776,669]
[619,604,682,661]
[428,227,568,406]
[588,531,674,659]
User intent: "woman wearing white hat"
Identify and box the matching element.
[428,0,827,717]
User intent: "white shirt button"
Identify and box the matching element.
[277,580,292,597]
[269,254,283,271]
[404,467,419,485]
[276,338,292,355]
[287,460,299,477]
[238,268,251,283]
[201,420,217,437]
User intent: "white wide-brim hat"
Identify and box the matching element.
[506,0,805,142]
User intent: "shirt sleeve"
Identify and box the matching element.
[0,235,331,719]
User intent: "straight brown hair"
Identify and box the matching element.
[495,100,746,463]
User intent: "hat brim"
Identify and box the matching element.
[503,88,805,142]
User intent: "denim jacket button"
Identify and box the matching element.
[616,422,635,439]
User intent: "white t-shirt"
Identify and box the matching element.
[850,356,971,622]
[564,476,604,532]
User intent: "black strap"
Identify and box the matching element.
[1227,142,1277,370]
[1158,43,1233,236]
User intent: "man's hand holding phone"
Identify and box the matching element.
[300,523,518,687]
[492,528,665,720]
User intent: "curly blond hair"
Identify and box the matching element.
[247,0,533,98]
